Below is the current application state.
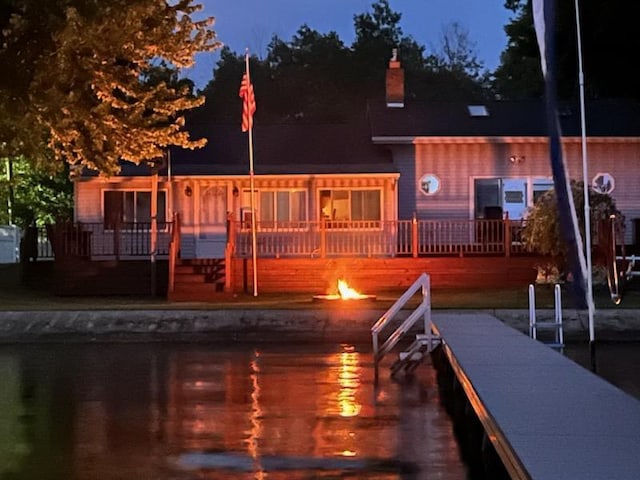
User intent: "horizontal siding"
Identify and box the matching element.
[228,256,540,294]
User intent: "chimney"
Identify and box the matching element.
[385,48,404,108]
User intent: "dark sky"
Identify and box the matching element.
[186,0,512,89]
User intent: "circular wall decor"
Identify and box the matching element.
[419,174,440,195]
[592,172,615,194]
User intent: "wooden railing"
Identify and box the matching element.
[49,221,173,259]
[46,218,526,261]
[233,218,528,258]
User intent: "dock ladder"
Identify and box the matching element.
[528,283,564,348]
[371,273,439,380]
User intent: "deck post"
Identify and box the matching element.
[412,212,418,258]
[504,217,511,257]
[320,216,326,258]
[225,212,235,292]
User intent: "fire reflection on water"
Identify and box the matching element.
[246,350,265,480]
[0,343,472,479]
[337,346,361,419]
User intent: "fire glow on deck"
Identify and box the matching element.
[312,279,376,302]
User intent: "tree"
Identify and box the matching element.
[201,0,491,124]
[494,0,640,101]
[521,181,622,277]
[0,0,220,176]
[0,157,73,228]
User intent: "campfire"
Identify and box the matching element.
[313,279,376,302]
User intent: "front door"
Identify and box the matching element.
[196,186,228,258]
[502,178,527,220]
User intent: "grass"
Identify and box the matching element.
[2,262,639,311]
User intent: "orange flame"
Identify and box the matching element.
[337,279,367,300]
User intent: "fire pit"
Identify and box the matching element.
[313,279,376,302]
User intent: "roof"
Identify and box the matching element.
[115,119,395,177]
[367,99,640,139]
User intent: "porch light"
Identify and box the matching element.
[184,185,192,197]
[509,155,525,165]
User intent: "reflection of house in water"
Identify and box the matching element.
[163,348,398,463]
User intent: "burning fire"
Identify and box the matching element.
[337,279,368,300]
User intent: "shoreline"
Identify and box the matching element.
[1,308,639,344]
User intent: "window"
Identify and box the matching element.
[474,179,500,218]
[103,190,166,229]
[533,179,554,203]
[592,173,615,194]
[419,174,441,195]
[257,190,307,227]
[319,189,381,223]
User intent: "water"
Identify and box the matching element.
[0,342,469,480]
[1,341,637,480]
[562,341,640,400]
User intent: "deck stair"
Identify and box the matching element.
[169,258,226,301]
[528,283,564,348]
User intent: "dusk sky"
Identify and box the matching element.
[186,0,514,90]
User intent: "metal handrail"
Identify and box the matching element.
[371,272,431,363]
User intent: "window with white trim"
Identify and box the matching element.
[255,190,307,227]
[319,189,381,223]
[103,190,166,229]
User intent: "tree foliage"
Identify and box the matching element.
[0,157,73,227]
[200,0,491,124]
[494,0,640,101]
[0,0,220,176]
[521,181,621,269]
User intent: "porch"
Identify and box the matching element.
[44,217,539,299]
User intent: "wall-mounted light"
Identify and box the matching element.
[184,185,192,197]
[232,185,239,197]
[509,155,525,165]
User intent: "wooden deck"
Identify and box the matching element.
[228,256,540,294]
[430,313,640,479]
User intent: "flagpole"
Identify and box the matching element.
[574,0,596,366]
[245,51,258,296]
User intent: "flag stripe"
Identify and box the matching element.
[239,73,256,132]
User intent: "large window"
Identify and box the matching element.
[103,190,166,229]
[257,190,307,226]
[474,179,501,218]
[319,189,381,222]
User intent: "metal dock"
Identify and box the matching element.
[430,312,640,480]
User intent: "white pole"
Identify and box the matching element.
[574,0,595,347]
[245,52,258,296]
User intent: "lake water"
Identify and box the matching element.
[0,342,470,480]
[0,340,637,480]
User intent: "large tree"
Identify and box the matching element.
[201,0,489,124]
[0,0,220,176]
[494,0,640,101]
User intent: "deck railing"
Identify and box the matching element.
[49,221,173,259]
[234,218,528,258]
[46,218,526,260]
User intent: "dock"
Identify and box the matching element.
[430,312,640,480]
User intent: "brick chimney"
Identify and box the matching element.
[385,48,404,108]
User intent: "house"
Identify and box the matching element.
[64,59,640,298]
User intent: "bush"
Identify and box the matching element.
[522,180,622,275]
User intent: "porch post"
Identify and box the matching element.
[504,217,511,258]
[320,216,326,258]
[225,212,235,292]
[412,212,418,258]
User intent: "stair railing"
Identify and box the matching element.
[371,273,431,364]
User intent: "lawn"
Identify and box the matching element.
[2,262,639,311]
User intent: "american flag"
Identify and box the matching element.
[239,73,256,132]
